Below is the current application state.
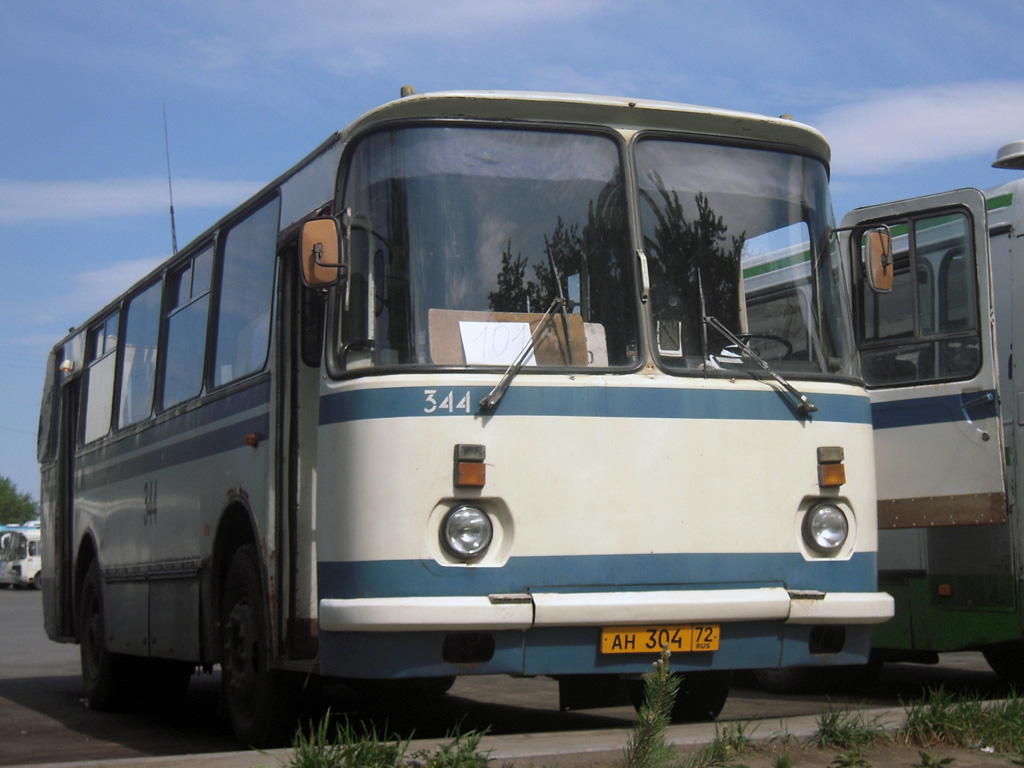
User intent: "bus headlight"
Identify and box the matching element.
[440,506,493,559]
[802,503,849,555]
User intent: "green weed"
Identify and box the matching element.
[829,746,869,768]
[283,710,491,768]
[901,686,1024,754]
[913,750,955,768]
[412,724,492,768]
[287,711,409,768]
[813,705,887,751]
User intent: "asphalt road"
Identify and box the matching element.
[0,587,1009,766]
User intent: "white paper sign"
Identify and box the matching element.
[459,321,536,366]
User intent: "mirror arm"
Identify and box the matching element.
[311,242,348,276]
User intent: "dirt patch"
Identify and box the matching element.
[510,741,1023,768]
[709,740,1019,768]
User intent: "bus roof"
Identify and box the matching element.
[344,90,831,165]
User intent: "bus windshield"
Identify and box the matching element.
[1,532,29,561]
[636,138,856,377]
[330,123,855,379]
[333,125,638,372]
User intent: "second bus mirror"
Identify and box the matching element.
[864,227,893,293]
[300,218,345,287]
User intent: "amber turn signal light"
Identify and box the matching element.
[454,444,486,488]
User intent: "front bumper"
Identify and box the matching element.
[319,587,894,632]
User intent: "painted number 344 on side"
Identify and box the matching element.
[423,390,472,414]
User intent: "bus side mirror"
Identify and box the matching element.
[864,227,893,293]
[300,218,345,287]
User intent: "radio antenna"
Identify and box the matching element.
[163,104,178,255]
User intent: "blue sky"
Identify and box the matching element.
[2,0,1024,502]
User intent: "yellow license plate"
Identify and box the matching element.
[600,624,720,654]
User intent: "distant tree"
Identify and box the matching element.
[0,476,36,525]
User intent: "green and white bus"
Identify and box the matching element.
[840,142,1024,680]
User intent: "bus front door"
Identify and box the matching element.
[52,369,79,639]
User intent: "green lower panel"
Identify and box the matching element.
[876,573,1024,652]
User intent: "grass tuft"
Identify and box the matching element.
[812,705,888,751]
[678,722,756,768]
[283,709,492,768]
[287,710,409,768]
[412,723,493,768]
[901,686,1024,754]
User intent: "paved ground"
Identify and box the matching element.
[3,587,1019,768]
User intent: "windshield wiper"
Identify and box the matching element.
[478,296,569,413]
[547,249,574,367]
[696,270,815,416]
[702,313,817,417]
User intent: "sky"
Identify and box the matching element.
[2,0,1024,503]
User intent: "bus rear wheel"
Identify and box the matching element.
[221,544,296,747]
[79,560,130,710]
[983,641,1024,686]
[627,670,731,723]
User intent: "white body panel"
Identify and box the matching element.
[315,374,878,565]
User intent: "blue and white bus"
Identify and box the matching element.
[38,89,893,745]
[0,523,41,589]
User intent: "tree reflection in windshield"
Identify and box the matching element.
[641,175,745,360]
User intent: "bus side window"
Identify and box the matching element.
[859,211,980,386]
[213,198,281,387]
[118,283,162,427]
[83,313,119,443]
[163,245,214,408]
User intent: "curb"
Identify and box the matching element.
[5,707,911,768]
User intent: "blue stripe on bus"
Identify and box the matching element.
[870,389,997,430]
[77,380,272,491]
[319,385,872,426]
[317,551,879,600]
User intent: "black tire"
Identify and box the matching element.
[983,641,1024,685]
[78,560,131,710]
[220,544,295,747]
[628,670,732,723]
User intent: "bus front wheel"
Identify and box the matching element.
[79,560,130,709]
[220,544,295,747]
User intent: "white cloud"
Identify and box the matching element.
[817,81,1024,176]
[0,177,263,223]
